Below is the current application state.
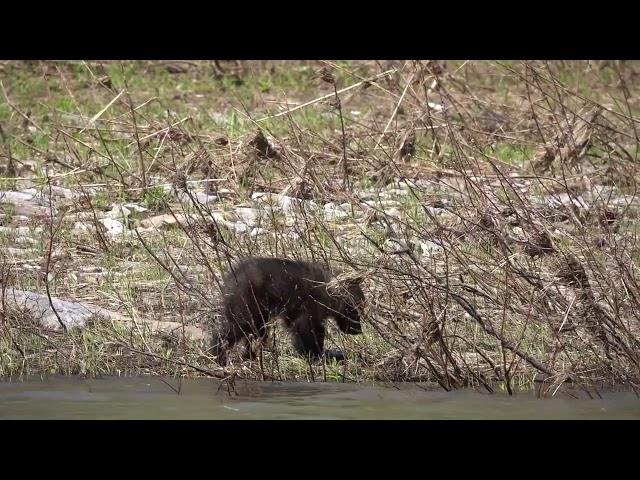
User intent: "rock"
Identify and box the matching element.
[194,192,219,204]
[0,226,40,239]
[17,226,41,236]
[10,203,52,217]
[72,211,97,222]
[123,203,147,213]
[229,222,250,234]
[0,191,40,203]
[2,287,207,341]
[531,192,592,212]
[139,214,177,229]
[0,190,55,217]
[544,193,589,209]
[279,195,318,215]
[76,272,106,284]
[380,189,410,199]
[0,214,30,224]
[49,186,77,199]
[73,222,92,233]
[3,287,127,330]
[106,204,132,219]
[425,206,446,217]
[363,199,402,209]
[1,247,35,258]
[323,202,349,219]
[420,240,444,256]
[139,212,229,233]
[251,192,276,202]
[383,207,402,218]
[384,238,413,254]
[278,195,299,213]
[80,266,104,273]
[140,214,184,229]
[355,191,376,201]
[23,186,77,200]
[12,236,37,245]
[234,207,261,226]
[210,212,228,225]
[609,196,640,207]
[99,218,125,236]
[250,227,269,237]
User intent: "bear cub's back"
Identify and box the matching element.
[223,257,334,306]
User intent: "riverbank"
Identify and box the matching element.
[1,61,639,394]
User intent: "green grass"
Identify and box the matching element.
[486,143,535,167]
[142,185,171,212]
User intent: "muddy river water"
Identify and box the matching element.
[0,376,637,419]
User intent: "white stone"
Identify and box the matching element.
[324,202,349,219]
[229,222,250,234]
[250,227,269,237]
[123,203,148,213]
[100,218,125,236]
[0,191,36,203]
[234,207,261,226]
[420,240,444,256]
[194,192,219,204]
[106,204,132,219]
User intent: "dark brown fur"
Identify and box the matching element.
[212,257,364,363]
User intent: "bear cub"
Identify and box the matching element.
[212,257,365,364]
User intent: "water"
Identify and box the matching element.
[0,376,637,419]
